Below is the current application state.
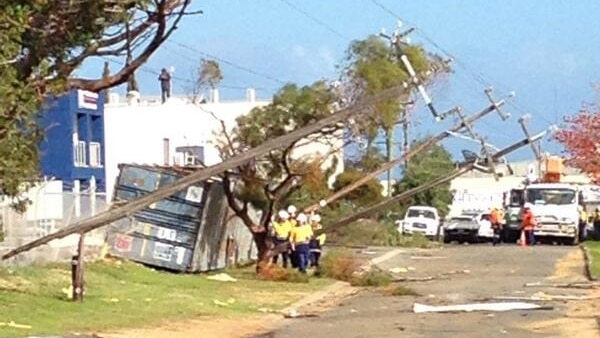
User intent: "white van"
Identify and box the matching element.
[396,206,441,238]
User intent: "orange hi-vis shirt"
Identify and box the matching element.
[521,210,537,230]
[490,209,500,224]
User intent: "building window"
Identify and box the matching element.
[89,142,102,167]
[74,140,87,166]
[36,219,56,237]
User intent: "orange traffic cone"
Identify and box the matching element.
[520,230,527,247]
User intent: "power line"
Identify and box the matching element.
[368,0,557,129]
[277,0,349,41]
[166,40,287,85]
[102,57,261,91]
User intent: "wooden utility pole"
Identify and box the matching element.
[518,114,543,178]
[304,89,515,213]
[330,127,551,229]
[2,85,408,261]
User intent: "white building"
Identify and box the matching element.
[103,89,344,201]
[448,160,591,217]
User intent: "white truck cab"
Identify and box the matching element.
[524,182,582,244]
[397,206,441,238]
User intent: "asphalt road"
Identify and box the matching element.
[254,244,590,338]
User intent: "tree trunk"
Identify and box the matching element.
[253,231,272,273]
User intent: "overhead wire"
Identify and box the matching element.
[166,40,287,85]
[277,0,349,41]
[368,0,558,161]
[102,57,261,91]
[367,0,556,129]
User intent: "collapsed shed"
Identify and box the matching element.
[105,164,257,272]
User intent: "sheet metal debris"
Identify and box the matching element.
[206,273,238,282]
[413,302,550,313]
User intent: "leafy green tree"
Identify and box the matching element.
[189,59,223,103]
[0,0,194,205]
[332,170,384,208]
[216,82,341,263]
[341,35,450,188]
[393,140,455,217]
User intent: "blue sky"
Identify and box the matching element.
[79,1,600,175]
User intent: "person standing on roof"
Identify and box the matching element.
[521,203,537,246]
[158,68,171,103]
[490,207,502,246]
[308,214,326,269]
[290,213,313,274]
[271,210,292,268]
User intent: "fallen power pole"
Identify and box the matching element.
[328,165,473,229]
[2,85,409,261]
[328,127,551,229]
[303,88,515,213]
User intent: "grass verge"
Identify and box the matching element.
[583,241,600,279]
[0,259,331,338]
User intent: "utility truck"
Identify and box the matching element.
[503,157,582,245]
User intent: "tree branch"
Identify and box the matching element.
[67,0,192,91]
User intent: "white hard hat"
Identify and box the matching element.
[296,213,307,223]
[287,205,297,214]
[524,203,533,209]
[278,210,289,219]
[311,214,321,223]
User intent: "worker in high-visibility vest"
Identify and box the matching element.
[309,214,326,268]
[521,203,537,246]
[290,213,313,273]
[489,207,502,246]
[270,210,292,268]
[287,205,299,268]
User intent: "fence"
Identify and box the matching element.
[0,180,109,266]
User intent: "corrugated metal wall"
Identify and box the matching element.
[106,164,257,272]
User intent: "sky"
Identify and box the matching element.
[79,0,600,177]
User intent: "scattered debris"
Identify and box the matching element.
[213,299,229,306]
[524,281,600,289]
[283,312,319,319]
[413,302,551,313]
[494,292,600,302]
[108,298,120,303]
[206,273,238,283]
[394,276,435,282]
[392,269,470,283]
[389,267,408,274]
[409,256,448,260]
[257,307,276,313]
[0,321,32,329]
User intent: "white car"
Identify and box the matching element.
[396,206,441,238]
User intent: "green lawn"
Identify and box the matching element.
[584,241,600,279]
[0,259,331,337]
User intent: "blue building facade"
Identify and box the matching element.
[40,89,106,192]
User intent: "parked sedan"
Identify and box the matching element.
[443,214,481,243]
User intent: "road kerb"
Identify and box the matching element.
[281,248,406,315]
